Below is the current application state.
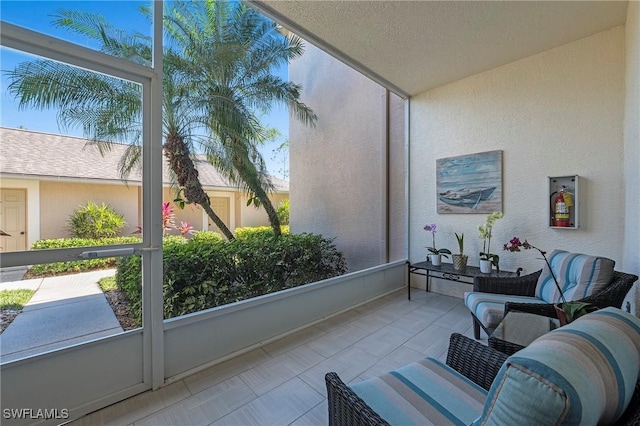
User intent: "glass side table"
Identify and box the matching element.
[488,311,557,355]
[406,260,521,299]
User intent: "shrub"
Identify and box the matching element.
[234,225,290,239]
[29,237,140,276]
[98,276,117,292]
[116,229,346,321]
[115,254,142,322]
[277,199,290,225]
[68,201,126,239]
[190,230,224,244]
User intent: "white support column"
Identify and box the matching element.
[143,0,165,390]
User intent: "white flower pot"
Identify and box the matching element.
[428,254,442,266]
[479,259,492,273]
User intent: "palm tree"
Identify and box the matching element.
[5,0,316,239]
[164,0,316,236]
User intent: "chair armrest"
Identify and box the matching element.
[446,333,508,390]
[581,271,639,309]
[614,379,640,425]
[473,270,541,296]
[325,334,512,425]
[505,271,639,319]
[504,301,558,318]
[325,372,390,426]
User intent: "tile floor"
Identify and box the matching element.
[70,288,485,426]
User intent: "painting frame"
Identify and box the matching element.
[436,150,503,214]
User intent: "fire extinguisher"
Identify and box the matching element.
[553,186,571,227]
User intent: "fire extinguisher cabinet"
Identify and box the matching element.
[549,175,580,229]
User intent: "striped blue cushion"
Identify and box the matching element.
[534,250,615,303]
[464,292,547,330]
[350,357,487,425]
[475,307,640,425]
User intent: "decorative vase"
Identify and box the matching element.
[452,254,468,270]
[479,259,492,273]
[428,254,442,266]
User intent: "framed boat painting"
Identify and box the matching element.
[436,150,503,214]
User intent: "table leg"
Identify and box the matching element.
[407,262,411,300]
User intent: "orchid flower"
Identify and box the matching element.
[424,223,451,257]
[504,237,565,303]
[479,212,503,269]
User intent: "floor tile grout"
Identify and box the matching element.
[72,288,477,425]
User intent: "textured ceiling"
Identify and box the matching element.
[253,1,628,97]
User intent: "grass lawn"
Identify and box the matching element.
[98,276,117,292]
[0,289,35,310]
[1,289,36,333]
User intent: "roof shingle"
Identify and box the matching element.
[0,127,288,192]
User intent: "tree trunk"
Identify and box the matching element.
[164,132,235,240]
[199,201,233,239]
[230,140,281,237]
[252,182,282,237]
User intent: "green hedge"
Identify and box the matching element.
[233,225,290,239]
[29,237,141,276]
[116,229,346,321]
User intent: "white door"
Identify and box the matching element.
[207,196,231,233]
[0,189,27,252]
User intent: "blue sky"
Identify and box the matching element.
[0,0,290,178]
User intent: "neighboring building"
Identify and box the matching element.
[0,127,288,252]
[289,43,406,273]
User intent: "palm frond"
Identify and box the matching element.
[51,9,111,41]
[52,9,152,66]
[116,144,143,180]
[7,0,306,235]
[6,59,143,137]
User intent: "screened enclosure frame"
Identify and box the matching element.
[0,2,165,389]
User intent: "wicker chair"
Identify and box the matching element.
[470,269,638,339]
[325,333,506,426]
[325,332,640,426]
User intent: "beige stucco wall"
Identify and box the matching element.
[15,182,284,242]
[388,93,407,262]
[290,43,406,272]
[237,192,288,229]
[623,2,640,275]
[40,181,140,239]
[409,26,626,276]
[162,188,204,235]
[164,188,287,235]
[141,188,286,236]
[621,2,640,315]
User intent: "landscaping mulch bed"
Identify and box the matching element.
[0,309,20,334]
[103,289,140,331]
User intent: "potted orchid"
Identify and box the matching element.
[504,237,598,324]
[453,232,468,271]
[478,212,503,272]
[452,232,468,270]
[424,223,451,266]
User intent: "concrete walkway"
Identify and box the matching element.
[0,269,122,363]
